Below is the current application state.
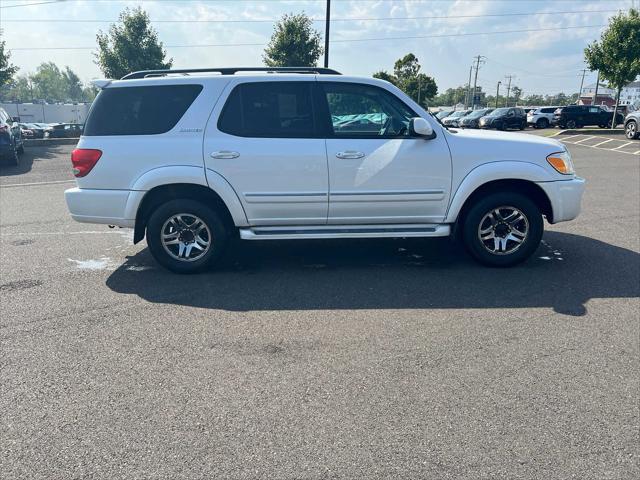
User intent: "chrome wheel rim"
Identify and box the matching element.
[478,206,529,255]
[161,214,211,262]
[626,122,636,139]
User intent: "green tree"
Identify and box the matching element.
[0,40,19,87]
[95,7,173,79]
[585,9,640,127]
[63,67,83,101]
[373,54,437,108]
[511,86,523,105]
[31,62,67,102]
[263,13,323,67]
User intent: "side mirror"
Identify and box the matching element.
[409,117,435,138]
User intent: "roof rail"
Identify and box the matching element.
[121,67,342,80]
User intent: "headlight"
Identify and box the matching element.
[547,151,574,175]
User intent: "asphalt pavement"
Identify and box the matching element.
[1,139,638,479]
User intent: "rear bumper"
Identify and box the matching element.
[536,177,585,223]
[65,187,135,227]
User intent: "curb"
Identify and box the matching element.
[552,129,626,137]
[24,138,79,147]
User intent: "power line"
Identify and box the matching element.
[7,24,608,51]
[0,0,66,8]
[0,9,621,23]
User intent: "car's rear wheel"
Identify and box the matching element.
[146,199,228,273]
[626,120,638,139]
[566,119,577,129]
[462,192,543,267]
[536,118,549,129]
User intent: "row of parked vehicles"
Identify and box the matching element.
[19,122,84,139]
[434,105,638,139]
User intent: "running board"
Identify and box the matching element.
[239,224,451,240]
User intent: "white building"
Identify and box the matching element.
[581,82,615,97]
[620,80,640,106]
[0,102,91,123]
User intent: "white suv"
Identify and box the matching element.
[65,67,585,273]
[527,106,558,129]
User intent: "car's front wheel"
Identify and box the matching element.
[536,118,549,129]
[146,199,228,273]
[625,120,638,139]
[566,119,577,129]
[462,192,543,267]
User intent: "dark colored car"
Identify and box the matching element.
[553,105,624,129]
[0,108,24,165]
[48,123,84,138]
[435,109,454,120]
[458,108,493,129]
[624,111,639,140]
[24,123,46,139]
[479,107,526,131]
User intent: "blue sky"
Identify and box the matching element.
[0,0,635,96]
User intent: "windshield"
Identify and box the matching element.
[435,110,452,119]
[467,109,491,119]
[448,111,469,118]
[487,108,510,117]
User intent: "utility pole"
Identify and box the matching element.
[495,81,501,108]
[471,55,485,110]
[593,71,600,105]
[323,0,331,68]
[465,65,473,109]
[504,75,514,107]
[578,69,587,99]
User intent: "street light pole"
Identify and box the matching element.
[465,65,472,109]
[495,81,501,108]
[324,0,331,68]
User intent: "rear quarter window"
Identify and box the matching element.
[83,84,203,136]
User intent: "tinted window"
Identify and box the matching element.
[218,82,315,137]
[541,108,555,113]
[84,84,203,136]
[322,82,416,137]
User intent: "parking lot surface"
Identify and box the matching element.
[1,141,638,479]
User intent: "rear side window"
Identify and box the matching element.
[541,108,555,113]
[84,84,203,136]
[218,82,315,138]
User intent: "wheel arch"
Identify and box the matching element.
[446,166,554,233]
[132,183,244,244]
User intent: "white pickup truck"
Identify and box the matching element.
[65,67,584,273]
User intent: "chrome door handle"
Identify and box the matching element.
[211,151,240,159]
[336,151,365,159]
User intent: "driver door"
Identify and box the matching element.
[319,81,452,224]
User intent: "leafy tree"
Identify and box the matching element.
[63,67,84,101]
[31,62,67,102]
[95,7,173,79]
[0,62,91,103]
[0,41,18,87]
[431,86,467,107]
[585,9,640,126]
[0,75,33,103]
[511,86,523,105]
[373,54,437,108]
[263,13,323,67]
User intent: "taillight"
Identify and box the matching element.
[71,148,102,177]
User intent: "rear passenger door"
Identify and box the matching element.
[205,80,328,226]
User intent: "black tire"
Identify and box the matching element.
[17,143,24,155]
[496,122,505,131]
[462,192,543,267]
[536,118,549,129]
[519,121,525,130]
[146,199,228,273]
[625,120,638,140]
[566,119,577,129]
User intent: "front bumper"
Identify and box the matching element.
[536,177,586,223]
[65,187,136,227]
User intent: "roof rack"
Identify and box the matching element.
[121,67,342,80]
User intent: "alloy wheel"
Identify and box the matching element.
[626,121,637,140]
[477,206,529,255]
[161,213,212,262]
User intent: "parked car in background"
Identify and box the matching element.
[441,110,471,127]
[0,108,24,165]
[19,124,35,139]
[26,123,46,138]
[48,123,84,138]
[527,107,558,129]
[458,108,493,129]
[624,111,639,139]
[553,105,624,129]
[479,107,527,130]
[434,109,454,120]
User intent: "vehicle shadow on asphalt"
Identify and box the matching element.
[106,231,639,317]
[0,146,59,176]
